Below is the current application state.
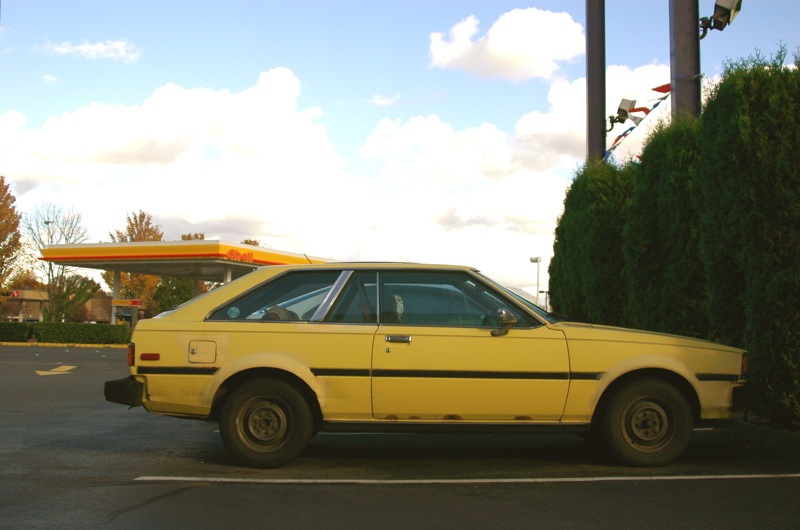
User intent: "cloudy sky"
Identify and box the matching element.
[1,1,797,296]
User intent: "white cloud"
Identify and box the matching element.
[42,74,58,83]
[357,112,569,287]
[509,62,673,165]
[361,114,518,183]
[3,62,670,294]
[43,39,142,63]
[2,68,341,243]
[1,66,566,293]
[368,94,401,106]
[429,8,584,82]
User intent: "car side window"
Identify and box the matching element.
[325,271,378,323]
[378,271,537,328]
[207,270,342,321]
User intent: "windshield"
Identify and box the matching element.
[473,271,562,324]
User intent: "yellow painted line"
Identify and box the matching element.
[35,365,77,376]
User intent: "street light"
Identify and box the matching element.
[530,257,542,307]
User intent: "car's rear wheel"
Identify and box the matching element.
[219,377,313,468]
[599,378,693,467]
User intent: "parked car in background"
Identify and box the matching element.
[105,262,748,468]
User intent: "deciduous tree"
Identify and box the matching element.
[151,232,210,315]
[102,211,163,317]
[44,274,101,322]
[0,175,23,290]
[22,202,96,322]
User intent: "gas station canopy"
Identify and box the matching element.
[40,240,331,284]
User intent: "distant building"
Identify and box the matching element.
[1,289,113,323]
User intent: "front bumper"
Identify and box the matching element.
[104,376,144,407]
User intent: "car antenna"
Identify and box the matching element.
[304,253,312,264]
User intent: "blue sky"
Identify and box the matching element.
[1,1,798,295]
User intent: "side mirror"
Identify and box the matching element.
[491,308,517,337]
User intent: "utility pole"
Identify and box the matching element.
[586,0,607,161]
[669,0,702,117]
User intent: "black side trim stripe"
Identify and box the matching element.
[570,372,605,380]
[312,368,605,381]
[136,365,605,381]
[137,367,218,375]
[373,369,570,380]
[311,368,371,377]
[696,373,740,382]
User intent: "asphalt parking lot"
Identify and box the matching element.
[2,345,799,528]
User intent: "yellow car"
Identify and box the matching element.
[105,262,748,468]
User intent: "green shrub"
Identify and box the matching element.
[0,322,34,342]
[702,49,800,425]
[550,161,635,325]
[624,116,709,338]
[33,322,130,344]
[551,46,800,426]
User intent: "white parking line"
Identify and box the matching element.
[136,473,800,485]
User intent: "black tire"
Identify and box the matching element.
[219,377,313,468]
[599,378,693,467]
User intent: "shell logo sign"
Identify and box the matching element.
[226,249,255,263]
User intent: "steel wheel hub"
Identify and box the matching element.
[623,399,672,450]
[238,398,289,450]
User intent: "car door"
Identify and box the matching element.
[206,269,378,420]
[371,270,570,421]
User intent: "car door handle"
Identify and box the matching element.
[385,335,412,343]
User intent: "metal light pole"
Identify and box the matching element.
[669,0,702,118]
[530,257,542,307]
[539,290,550,313]
[586,0,607,161]
[670,1,743,118]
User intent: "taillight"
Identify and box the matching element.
[741,352,749,379]
[140,353,160,361]
[127,343,135,366]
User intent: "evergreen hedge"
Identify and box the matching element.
[34,323,131,344]
[700,50,800,424]
[0,322,130,344]
[0,322,34,342]
[550,48,800,425]
[623,117,709,338]
[549,161,635,324]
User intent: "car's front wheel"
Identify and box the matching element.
[219,377,313,468]
[599,378,693,467]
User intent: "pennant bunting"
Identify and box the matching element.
[603,84,672,162]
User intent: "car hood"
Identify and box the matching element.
[548,321,745,354]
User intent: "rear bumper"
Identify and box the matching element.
[104,376,144,407]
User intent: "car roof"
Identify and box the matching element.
[258,262,479,272]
